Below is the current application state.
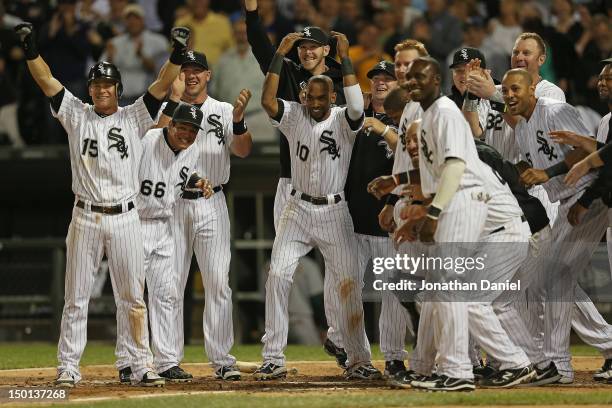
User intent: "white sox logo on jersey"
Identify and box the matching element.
[108,127,128,159]
[536,130,557,161]
[207,114,225,145]
[319,130,340,159]
[420,129,433,164]
[177,166,189,191]
[399,118,408,151]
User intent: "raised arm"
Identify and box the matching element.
[261,33,303,118]
[244,0,277,74]
[154,72,185,129]
[331,31,363,121]
[15,23,63,97]
[147,27,190,100]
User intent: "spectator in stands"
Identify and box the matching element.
[4,0,49,29]
[174,0,234,67]
[0,48,24,147]
[488,0,522,57]
[394,0,422,32]
[253,0,293,46]
[447,16,509,81]
[410,0,462,88]
[349,21,391,92]
[578,14,611,114]
[38,0,94,143]
[318,0,356,44]
[291,0,319,32]
[158,0,187,37]
[340,0,363,30]
[449,0,479,23]
[210,15,275,142]
[100,4,168,105]
[519,1,577,94]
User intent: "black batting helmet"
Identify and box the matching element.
[87,61,123,97]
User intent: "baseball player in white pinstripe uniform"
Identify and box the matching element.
[503,68,612,382]
[155,51,253,381]
[14,22,191,387]
[257,31,381,380]
[389,58,534,391]
[114,103,214,383]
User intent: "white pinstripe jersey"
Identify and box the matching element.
[392,101,423,175]
[597,112,611,143]
[271,100,361,196]
[419,96,522,231]
[191,96,235,186]
[514,97,596,202]
[391,101,423,196]
[484,80,565,163]
[51,89,153,205]
[136,128,198,219]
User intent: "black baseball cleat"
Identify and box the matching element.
[215,365,241,381]
[253,362,287,380]
[473,363,497,382]
[119,367,132,384]
[345,363,383,380]
[388,369,428,389]
[159,366,193,382]
[480,366,536,388]
[384,360,407,378]
[593,358,612,382]
[411,374,475,392]
[525,362,562,386]
[323,338,348,369]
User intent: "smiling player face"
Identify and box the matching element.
[501,72,536,117]
[305,81,335,121]
[89,78,119,113]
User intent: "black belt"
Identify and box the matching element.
[182,186,222,200]
[76,200,134,214]
[291,189,342,205]
[490,215,527,235]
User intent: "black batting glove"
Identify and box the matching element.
[14,22,39,60]
[170,26,190,64]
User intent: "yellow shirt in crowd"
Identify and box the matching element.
[175,11,235,67]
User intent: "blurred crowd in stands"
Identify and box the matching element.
[0,0,610,145]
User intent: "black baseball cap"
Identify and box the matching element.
[449,47,486,69]
[367,60,396,79]
[182,50,209,70]
[296,26,329,46]
[172,102,204,130]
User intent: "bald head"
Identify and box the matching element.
[308,75,334,92]
[503,68,533,86]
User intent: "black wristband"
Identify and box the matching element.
[162,100,179,117]
[170,47,185,65]
[426,205,442,220]
[269,52,284,75]
[24,41,39,60]
[411,200,424,205]
[386,194,399,206]
[467,91,479,101]
[341,57,355,76]
[233,118,248,135]
[544,160,569,178]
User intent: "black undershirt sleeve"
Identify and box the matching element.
[271,99,285,123]
[48,88,66,113]
[143,91,163,120]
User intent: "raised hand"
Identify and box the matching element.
[330,31,349,58]
[233,89,252,122]
[277,32,303,56]
[171,26,190,50]
[170,72,186,101]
